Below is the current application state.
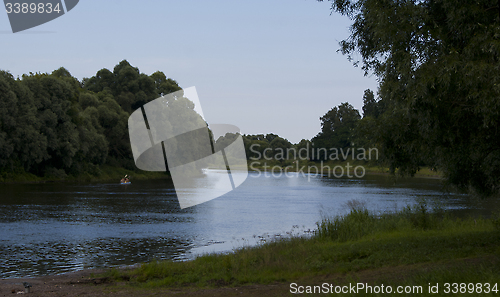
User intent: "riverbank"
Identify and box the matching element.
[247,159,443,179]
[3,255,498,296]
[0,160,442,185]
[106,203,499,292]
[4,203,497,296]
[0,165,170,184]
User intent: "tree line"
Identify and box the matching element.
[241,90,378,164]
[0,60,181,179]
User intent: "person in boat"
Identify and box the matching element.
[121,175,130,184]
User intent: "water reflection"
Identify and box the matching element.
[0,173,498,278]
[0,237,193,278]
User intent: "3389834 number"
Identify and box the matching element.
[443,283,498,294]
[5,2,61,14]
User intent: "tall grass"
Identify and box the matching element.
[105,200,500,289]
[316,199,450,242]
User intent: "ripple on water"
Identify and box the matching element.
[0,236,194,278]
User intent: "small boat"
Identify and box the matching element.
[120,175,131,184]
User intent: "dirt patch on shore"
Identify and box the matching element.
[0,255,496,297]
[0,268,291,297]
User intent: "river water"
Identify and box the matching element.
[0,171,498,279]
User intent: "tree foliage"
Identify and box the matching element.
[362,89,378,118]
[0,61,182,179]
[242,134,293,160]
[321,0,500,194]
[312,102,361,160]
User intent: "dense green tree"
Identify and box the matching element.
[150,71,182,97]
[0,71,48,171]
[312,102,361,160]
[322,0,500,194]
[79,61,183,170]
[264,133,279,143]
[295,139,311,151]
[0,73,19,167]
[361,89,377,118]
[0,61,186,179]
[355,89,387,150]
[52,67,82,90]
[70,91,109,174]
[83,68,114,94]
[95,91,131,165]
[246,134,267,141]
[243,135,270,160]
[78,92,100,110]
[83,60,167,113]
[21,73,80,174]
[242,134,295,160]
[268,137,292,159]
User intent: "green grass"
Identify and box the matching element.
[247,159,442,179]
[83,164,170,183]
[0,168,42,183]
[104,201,500,292]
[0,164,170,183]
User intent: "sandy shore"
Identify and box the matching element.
[0,268,291,297]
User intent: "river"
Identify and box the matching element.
[0,171,498,278]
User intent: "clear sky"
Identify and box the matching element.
[0,0,378,144]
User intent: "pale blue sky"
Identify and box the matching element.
[0,0,378,143]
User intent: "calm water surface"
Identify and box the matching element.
[0,172,498,278]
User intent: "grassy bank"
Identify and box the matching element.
[0,164,170,183]
[247,159,442,179]
[1,159,440,184]
[102,202,500,295]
